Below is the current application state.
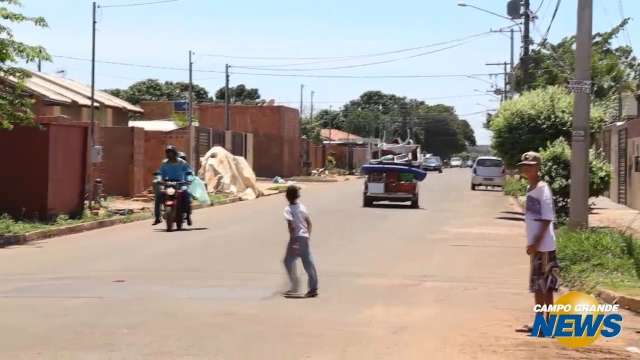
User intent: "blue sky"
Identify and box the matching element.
[13,0,640,144]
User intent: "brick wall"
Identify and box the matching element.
[143,129,191,186]
[140,101,175,120]
[198,104,301,177]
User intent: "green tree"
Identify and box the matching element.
[490,86,605,167]
[215,84,261,103]
[0,0,50,129]
[328,91,476,157]
[104,79,212,105]
[540,138,611,221]
[314,109,341,129]
[516,19,639,101]
[301,117,322,143]
[456,119,476,147]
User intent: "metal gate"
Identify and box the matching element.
[618,128,628,205]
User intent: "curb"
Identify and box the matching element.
[597,289,640,314]
[0,196,243,248]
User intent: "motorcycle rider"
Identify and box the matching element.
[153,145,192,226]
[177,151,194,225]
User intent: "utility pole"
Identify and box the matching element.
[569,0,593,229]
[310,90,315,121]
[87,1,97,210]
[188,50,195,165]
[299,84,304,119]
[90,1,97,148]
[490,27,519,98]
[224,64,230,131]
[522,0,531,90]
[510,28,515,98]
[486,62,509,102]
[188,50,194,126]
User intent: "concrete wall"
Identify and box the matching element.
[198,104,301,177]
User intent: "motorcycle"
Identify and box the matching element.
[155,173,192,232]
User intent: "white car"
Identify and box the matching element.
[450,157,463,168]
[471,156,506,190]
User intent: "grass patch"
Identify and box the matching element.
[266,184,289,192]
[504,176,527,197]
[557,227,640,295]
[0,212,112,236]
[209,193,232,204]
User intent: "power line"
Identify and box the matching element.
[52,54,499,81]
[275,93,496,104]
[233,40,478,72]
[228,71,500,80]
[53,55,225,73]
[541,0,561,43]
[99,0,180,8]
[202,31,493,64]
[618,0,634,49]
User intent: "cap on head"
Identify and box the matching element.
[518,151,542,166]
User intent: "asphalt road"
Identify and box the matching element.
[1,169,639,359]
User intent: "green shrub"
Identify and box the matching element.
[540,138,611,221]
[557,228,640,292]
[504,176,528,197]
[490,86,605,167]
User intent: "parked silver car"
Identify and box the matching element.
[471,156,506,190]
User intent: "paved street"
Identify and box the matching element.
[1,169,639,359]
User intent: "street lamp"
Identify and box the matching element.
[457,2,519,23]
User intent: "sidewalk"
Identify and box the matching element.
[590,197,640,237]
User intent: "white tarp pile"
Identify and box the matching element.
[198,146,262,200]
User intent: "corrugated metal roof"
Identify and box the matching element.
[31,71,143,113]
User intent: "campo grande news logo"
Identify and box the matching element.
[531,291,623,348]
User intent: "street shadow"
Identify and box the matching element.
[152,227,209,232]
[366,203,425,210]
[179,227,209,231]
[501,211,524,216]
[495,216,525,222]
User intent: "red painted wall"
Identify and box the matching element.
[0,121,87,220]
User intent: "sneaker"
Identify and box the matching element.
[283,289,299,296]
[152,219,162,226]
[305,289,318,298]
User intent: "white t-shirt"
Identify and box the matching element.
[284,203,310,238]
[525,182,556,252]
